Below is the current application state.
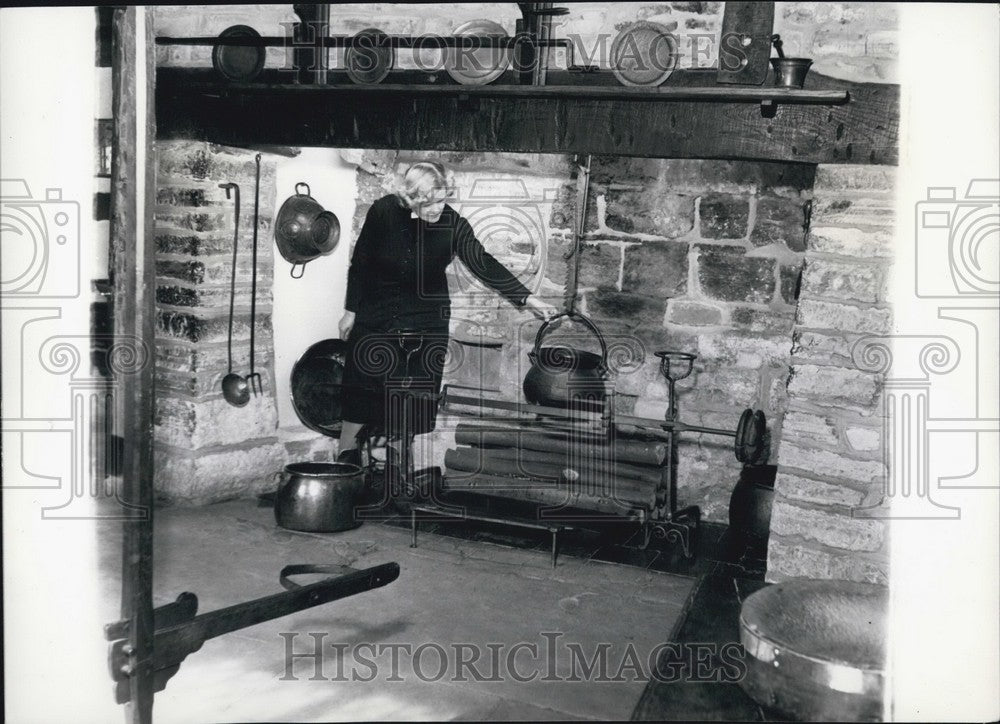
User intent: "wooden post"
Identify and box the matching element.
[716,1,776,85]
[292,3,330,84]
[111,6,157,722]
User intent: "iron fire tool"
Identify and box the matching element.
[105,562,400,705]
[247,153,263,396]
[563,153,592,316]
[437,351,768,559]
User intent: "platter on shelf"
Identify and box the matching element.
[609,20,678,87]
[211,25,266,82]
[344,27,394,85]
[445,19,512,86]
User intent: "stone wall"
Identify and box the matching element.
[153,142,330,504]
[154,2,897,83]
[773,2,899,83]
[765,164,895,584]
[573,157,814,521]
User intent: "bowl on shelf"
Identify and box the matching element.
[770,57,813,88]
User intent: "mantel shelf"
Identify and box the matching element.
[176,80,848,105]
[156,67,898,165]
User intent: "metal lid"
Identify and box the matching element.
[740,579,888,696]
[289,338,348,436]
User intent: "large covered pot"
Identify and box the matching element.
[522,312,610,409]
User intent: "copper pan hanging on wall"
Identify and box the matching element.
[274,182,341,278]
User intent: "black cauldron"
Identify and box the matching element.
[522,312,610,409]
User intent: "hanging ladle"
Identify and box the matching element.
[220,182,250,407]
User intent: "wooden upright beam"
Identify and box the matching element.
[111,6,157,722]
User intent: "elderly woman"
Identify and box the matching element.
[337,161,557,494]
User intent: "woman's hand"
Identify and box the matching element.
[524,295,559,322]
[338,310,356,339]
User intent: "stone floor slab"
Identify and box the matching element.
[98,499,696,722]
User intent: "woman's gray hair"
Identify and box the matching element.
[394,161,456,209]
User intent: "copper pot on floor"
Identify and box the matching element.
[274,462,364,532]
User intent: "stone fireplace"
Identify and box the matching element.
[150,141,893,585]
[150,2,898,585]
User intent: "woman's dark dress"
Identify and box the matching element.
[341,195,531,435]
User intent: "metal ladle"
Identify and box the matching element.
[220,182,250,407]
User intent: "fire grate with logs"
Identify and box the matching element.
[411,349,770,563]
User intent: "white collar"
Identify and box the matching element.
[410,210,419,219]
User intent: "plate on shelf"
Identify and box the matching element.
[609,21,678,87]
[212,25,266,82]
[345,28,394,85]
[445,19,512,86]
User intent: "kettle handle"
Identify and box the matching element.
[531,311,607,365]
[295,182,311,197]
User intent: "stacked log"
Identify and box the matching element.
[443,420,667,514]
[453,423,666,466]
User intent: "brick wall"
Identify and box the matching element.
[154,2,897,83]
[154,141,288,503]
[765,164,895,584]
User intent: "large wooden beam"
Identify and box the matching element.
[112,6,157,722]
[156,68,898,165]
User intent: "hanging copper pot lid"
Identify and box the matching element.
[289,338,347,436]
